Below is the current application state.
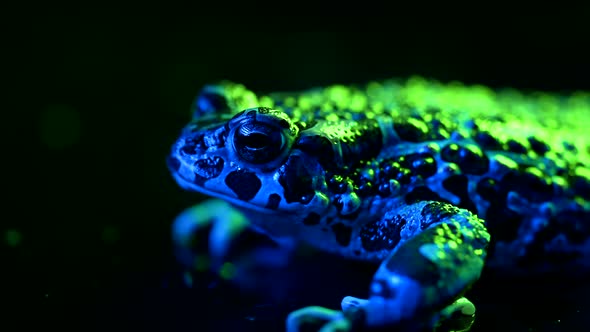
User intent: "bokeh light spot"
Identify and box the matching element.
[39,104,81,149]
[101,226,120,244]
[5,229,22,247]
[219,262,236,280]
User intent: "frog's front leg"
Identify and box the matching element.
[287,201,490,332]
[172,199,294,286]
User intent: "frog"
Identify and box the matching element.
[166,77,590,331]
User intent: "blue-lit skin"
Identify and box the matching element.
[168,78,590,331]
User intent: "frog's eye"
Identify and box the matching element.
[233,122,285,164]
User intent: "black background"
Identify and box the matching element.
[5,4,590,332]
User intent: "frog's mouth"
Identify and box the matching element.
[167,151,331,217]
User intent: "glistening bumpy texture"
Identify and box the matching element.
[168,77,590,331]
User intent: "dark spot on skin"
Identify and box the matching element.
[278,155,315,205]
[442,175,478,214]
[428,119,449,139]
[556,167,568,177]
[441,143,489,175]
[501,167,553,203]
[352,113,367,121]
[464,119,478,131]
[573,175,590,199]
[474,131,503,150]
[340,119,383,167]
[193,156,225,185]
[420,202,461,229]
[404,186,447,204]
[394,118,428,142]
[265,193,281,210]
[181,135,205,155]
[395,169,412,185]
[528,136,550,155]
[225,169,262,201]
[380,159,412,184]
[357,179,375,197]
[370,279,397,298]
[295,135,336,169]
[400,153,437,179]
[476,177,499,201]
[563,141,577,151]
[505,139,528,154]
[328,174,348,194]
[331,223,352,246]
[360,214,406,252]
[166,156,180,172]
[378,182,392,197]
[302,212,321,226]
[380,160,401,179]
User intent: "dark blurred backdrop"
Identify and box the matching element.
[5,5,590,332]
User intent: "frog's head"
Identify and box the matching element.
[168,107,331,216]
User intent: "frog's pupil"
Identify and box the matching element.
[243,133,269,149]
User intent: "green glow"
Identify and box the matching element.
[284,96,296,107]
[193,254,210,272]
[349,92,367,111]
[325,113,339,122]
[183,271,193,287]
[39,104,81,149]
[101,226,120,244]
[258,96,274,108]
[219,262,236,280]
[5,229,22,247]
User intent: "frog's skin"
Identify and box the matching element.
[167,77,590,331]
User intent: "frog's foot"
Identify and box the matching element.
[172,199,293,287]
[172,199,249,273]
[286,306,350,332]
[286,297,475,332]
[434,297,476,332]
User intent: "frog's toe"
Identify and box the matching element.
[434,297,476,332]
[341,296,369,312]
[286,306,350,332]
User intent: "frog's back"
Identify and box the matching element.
[188,77,590,278]
[260,77,590,276]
